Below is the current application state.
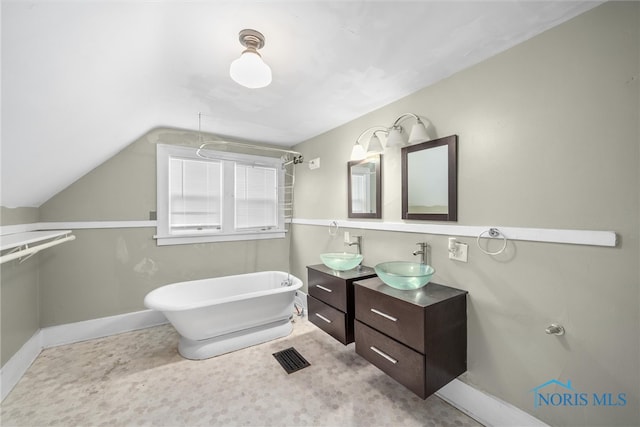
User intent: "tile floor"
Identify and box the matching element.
[1,316,483,426]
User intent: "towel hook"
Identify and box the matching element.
[328,221,339,237]
[477,227,507,255]
[545,324,565,336]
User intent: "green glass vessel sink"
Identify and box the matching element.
[320,253,364,271]
[374,261,435,290]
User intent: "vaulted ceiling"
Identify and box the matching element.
[1,1,602,208]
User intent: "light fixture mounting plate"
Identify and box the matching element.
[238,29,265,50]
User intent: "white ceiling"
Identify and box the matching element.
[1,1,602,208]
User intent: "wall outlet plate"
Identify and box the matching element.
[449,242,468,262]
[308,158,320,170]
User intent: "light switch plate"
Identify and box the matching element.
[449,243,468,262]
[308,158,320,170]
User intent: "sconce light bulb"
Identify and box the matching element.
[366,134,384,154]
[407,120,430,144]
[350,141,366,161]
[386,126,406,147]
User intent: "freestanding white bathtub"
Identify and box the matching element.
[144,271,302,360]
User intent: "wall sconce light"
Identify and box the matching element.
[351,126,388,160]
[387,113,430,146]
[352,113,430,159]
[229,29,272,89]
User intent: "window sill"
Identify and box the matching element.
[154,230,286,246]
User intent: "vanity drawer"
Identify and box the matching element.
[355,320,426,398]
[308,296,353,345]
[308,269,348,311]
[354,284,425,352]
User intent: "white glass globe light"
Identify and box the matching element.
[230,50,272,89]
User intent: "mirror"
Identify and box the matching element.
[401,135,457,221]
[348,154,382,218]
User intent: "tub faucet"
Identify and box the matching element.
[346,235,362,255]
[413,242,429,265]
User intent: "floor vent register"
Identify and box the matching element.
[272,347,311,374]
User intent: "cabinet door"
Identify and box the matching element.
[308,296,352,344]
[308,269,348,312]
[355,321,426,398]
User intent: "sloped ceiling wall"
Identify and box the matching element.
[1,1,602,208]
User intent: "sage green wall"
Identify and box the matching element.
[38,128,290,326]
[292,3,638,426]
[38,228,289,326]
[0,207,40,365]
[0,207,39,226]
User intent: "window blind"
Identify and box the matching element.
[169,158,222,233]
[235,164,278,230]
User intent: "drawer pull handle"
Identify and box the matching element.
[370,346,398,364]
[316,285,333,293]
[370,308,397,322]
[314,313,332,323]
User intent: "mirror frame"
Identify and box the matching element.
[401,134,458,221]
[348,154,382,219]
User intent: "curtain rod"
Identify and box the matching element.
[197,140,303,157]
[196,112,303,158]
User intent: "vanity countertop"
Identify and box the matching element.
[307,264,376,280]
[354,276,467,308]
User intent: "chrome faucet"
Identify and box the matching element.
[346,235,362,255]
[413,242,429,264]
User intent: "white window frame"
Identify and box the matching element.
[155,144,286,246]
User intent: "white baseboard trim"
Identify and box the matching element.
[294,290,308,314]
[0,331,42,402]
[1,309,167,402]
[436,379,549,427]
[41,309,167,348]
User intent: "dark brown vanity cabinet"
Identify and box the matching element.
[354,277,467,399]
[307,264,376,345]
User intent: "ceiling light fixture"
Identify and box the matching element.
[229,29,272,89]
[351,113,430,160]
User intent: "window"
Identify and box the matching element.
[235,164,278,230]
[169,157,222,233]
[156,144,285,245]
